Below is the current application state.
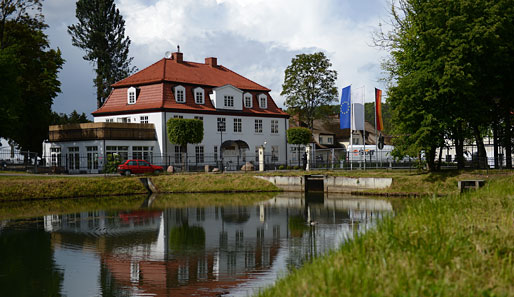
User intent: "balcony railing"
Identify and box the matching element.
[48,123,157,141]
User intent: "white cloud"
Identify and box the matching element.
[118,0,389,106]
[45,0,390,114]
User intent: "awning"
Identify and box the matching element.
[221,140,250,150]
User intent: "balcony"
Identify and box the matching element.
[48,123,157,142]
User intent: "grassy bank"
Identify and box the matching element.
[0,174,280,201]
[257,174,514,297]
[0,170,508,200]
[261,169,508,196]
[0,192,276,220]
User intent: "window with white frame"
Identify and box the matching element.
[50,147,61,167]
[217,118,226,132]
[255,146,259,162]
[117,117,131,123]
[106,146,128,161]
[214,146,218,162]
[194,88,205,104]
[140,116,149,123]
[86,146,98,170]
[258,94,267,109]
[127,87,137,104]
[68,147,80,170]
[194,116,203,121]
[106,118,114,122]
[133,146,153,162]
[327,136,333,144]
[175,85,185,103]
[233,118,242,133]
[254,119,263,133]
[173,115,183,119]
[224,95,234,107]
[195,146,204,163]
[271,146,279,162]
[271,120,279,134]
[244,93,252,108]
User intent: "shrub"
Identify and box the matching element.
[103,154,122,173]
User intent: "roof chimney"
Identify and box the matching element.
[205,57,217,67]
[172,52,183,63]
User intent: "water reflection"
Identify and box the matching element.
[0,193,392,297]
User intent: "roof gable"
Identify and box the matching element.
[214,84,243,94]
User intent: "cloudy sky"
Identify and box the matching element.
[42,0,391,118]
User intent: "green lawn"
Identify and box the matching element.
[0,173,280,201]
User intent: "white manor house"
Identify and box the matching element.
[43,51,289,173]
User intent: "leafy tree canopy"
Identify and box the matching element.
[50,110,91,125]
[376,0,514,169]
[167,118,204,147]
[0,9,63,153]
[287,127,312,146]
[282,52,338,131]
[68,0,135,108]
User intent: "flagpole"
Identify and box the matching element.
[350,86,353,171]
[362,86,366,170]
[374,88,378,168]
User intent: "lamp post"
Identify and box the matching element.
[218,121,225,172]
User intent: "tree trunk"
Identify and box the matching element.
[455,127,465,169]
[437,145,443,171]
[426,145,436,171]
[473,125,488,169]
[493,122,499,168]
[505,109,512,169]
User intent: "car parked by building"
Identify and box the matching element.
[117,159,163,175]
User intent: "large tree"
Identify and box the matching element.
[282,52,338,131]
[0,2,63,154]
[376,0,514,170]
[68,0,135,108]
[0,0,42,48]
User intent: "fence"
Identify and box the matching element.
[2,149,511,174]
[0,149,40,173]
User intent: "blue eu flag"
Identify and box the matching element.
[340,86,351,129]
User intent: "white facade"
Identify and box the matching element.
[42,138,159,174]
[94,109,289,170]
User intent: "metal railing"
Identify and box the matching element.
[2,149,511,174]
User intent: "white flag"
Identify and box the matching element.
[352,103,364,130]
[352,87,365,131]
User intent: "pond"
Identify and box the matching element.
[0,193,393,297]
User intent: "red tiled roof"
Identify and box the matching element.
[113,58,270,91]
[93,56,288,117]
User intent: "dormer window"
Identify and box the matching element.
[244,93,252,108]
[194,87,204,104]
[224,95,234,107]
[127,87,137,105]
[258,94,267,109]
[174,85,185,103]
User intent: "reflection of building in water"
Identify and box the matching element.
[44,210,162,235]
[41,196,392,297]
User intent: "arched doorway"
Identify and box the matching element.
[221,140,250,170]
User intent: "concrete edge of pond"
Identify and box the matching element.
[255,175,393,193]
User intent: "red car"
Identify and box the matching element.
[117,159,163,176]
